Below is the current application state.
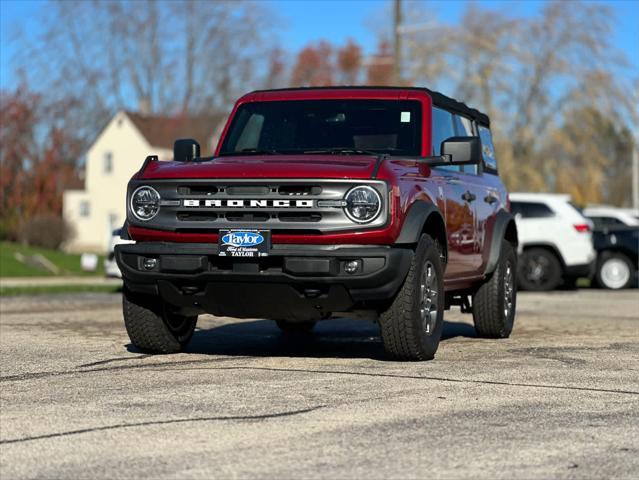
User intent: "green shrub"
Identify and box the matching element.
[20,214,75,250]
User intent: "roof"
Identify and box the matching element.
[582,207,639,225]
[509,192,572,202]
[126,111,226,155]
[248,86,490,126]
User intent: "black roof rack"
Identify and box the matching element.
[249,86,490,127]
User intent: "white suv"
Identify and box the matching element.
[510,193,596,291]
[104,228,135,278]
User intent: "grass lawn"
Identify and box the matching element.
[0,285,120,296]
[0,242,105,277]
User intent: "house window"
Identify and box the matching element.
[80,201,90,217]
[104,152,113,174]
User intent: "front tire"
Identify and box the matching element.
[379,234,445,361]
[594,252,633,290]
[122,288,197,353]
[517,247,562,291]
[473,240,517,338]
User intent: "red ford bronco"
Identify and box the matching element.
[116,87,518,361]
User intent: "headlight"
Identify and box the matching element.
[344,185,382,223]
[130,186,160,221]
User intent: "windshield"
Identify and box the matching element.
[219,99,422,156]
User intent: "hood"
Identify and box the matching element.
[139,155,379,180]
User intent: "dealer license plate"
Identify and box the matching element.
[218,229,270,258]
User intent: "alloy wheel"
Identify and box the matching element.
[420,260,439,335]
[600,258,631,289]
[503,262,515,318]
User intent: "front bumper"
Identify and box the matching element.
[115,242,412,321]
[564,259,597,279]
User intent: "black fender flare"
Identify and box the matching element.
[395,201,447,256]
[485,209,518,274]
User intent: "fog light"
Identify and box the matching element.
[344,260,360,274]
[143,258,158,270]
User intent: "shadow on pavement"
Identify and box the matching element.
[127,318,477,360]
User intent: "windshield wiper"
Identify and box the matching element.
[303,148,381,156]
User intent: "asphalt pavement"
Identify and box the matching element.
[0,289,638,479]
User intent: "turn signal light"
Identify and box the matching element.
[573,224,590,233]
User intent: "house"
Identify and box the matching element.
[63,110,226,252]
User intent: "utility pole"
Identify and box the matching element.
[633,142,639,210]
[394,0,402,85]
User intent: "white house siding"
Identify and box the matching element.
[63,112,171,253]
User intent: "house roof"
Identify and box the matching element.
[125,111,226,155]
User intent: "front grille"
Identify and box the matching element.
[129,179,388,233]
[278,212,322,222]
[224,211,271,222]
[277,185,322,196]
[177,212,218,222]
[178,185,218,196]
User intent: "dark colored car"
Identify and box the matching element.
[592,226,638,289]
[116,87,518,361]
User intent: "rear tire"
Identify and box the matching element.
[517,247,562,291]
[473,240,517,338]
[122,288,197,353]
[275,320,317,335]
[594,252,633,290]
[379,234,445,361]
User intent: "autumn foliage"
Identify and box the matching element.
[290,38,395,88]
[0,87,81,241]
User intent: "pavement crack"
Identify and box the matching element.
[0,406,324,446]
[0,357,251,383]
[76,354,154,368]
[176,366,639,396]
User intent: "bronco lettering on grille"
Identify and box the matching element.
[183,199,314,208]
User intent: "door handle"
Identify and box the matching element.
[484,192,499,204]
[461,191,476,202]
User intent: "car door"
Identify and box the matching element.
[431,107,477,279]
[458,121,503,274]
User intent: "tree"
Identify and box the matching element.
[264,48,286,89]
[290,41,334,87]
[366,40,395,86]
[545,108,634,205]
[401,0,636,200]
[0,86,81,238]
[11,0,277,139]
[337,40,363,85]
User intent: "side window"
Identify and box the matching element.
[431,107,457,171]
[79,201,90,218]
[454,115,473,136]
[478,125,497,172]
[511,202,554,219]
[589,216,623,230]
[453,114,476,175]
[103,152,113,174]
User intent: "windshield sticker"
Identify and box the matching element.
[401,111,411,123]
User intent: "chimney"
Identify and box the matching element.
[138,97,151,116]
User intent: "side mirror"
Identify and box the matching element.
[173,138,200,162]
[441,136,481,165]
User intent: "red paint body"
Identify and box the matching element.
[129,88,509,284]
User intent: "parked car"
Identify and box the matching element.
[511,193,596,291]
[583,205,639,230]
[104,228,134,278]
[115,86,518,361]
[591,227,638,290]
